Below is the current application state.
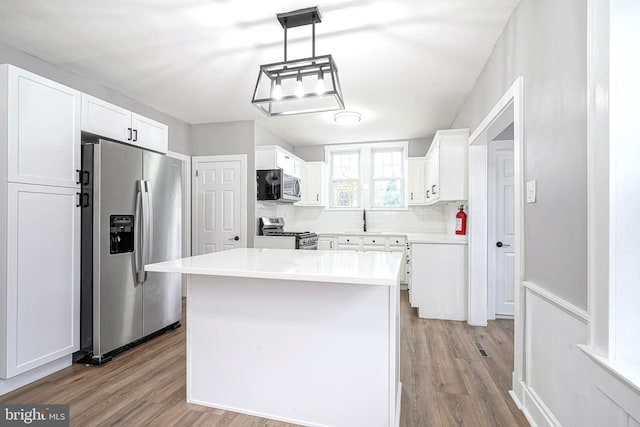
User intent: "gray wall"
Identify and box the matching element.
[254,123,294,152]
[295,138,431,162]
[452,0,588,308]
[294,145,325,162]
[191,121,256,247]
[0,41,191,154]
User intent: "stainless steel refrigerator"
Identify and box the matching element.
[76,138,182,364]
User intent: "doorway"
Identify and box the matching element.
[467,77,525,401]
[192,155,247,255]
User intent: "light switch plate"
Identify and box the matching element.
[526,180,537,203]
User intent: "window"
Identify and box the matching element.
[330,151,360,208]
[371,149,404,208]
[326,142,408,209]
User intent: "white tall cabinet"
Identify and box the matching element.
[0,65,81,380]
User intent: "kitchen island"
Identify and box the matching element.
[145,248,402,427]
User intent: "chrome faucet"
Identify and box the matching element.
[363,209,367,232]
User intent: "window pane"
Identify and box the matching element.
[373,179,402,207]
[373,150,402,178]
[332,180,360,207]
[332,152,359,179]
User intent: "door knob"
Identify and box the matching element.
[229,236,240,241]
[496,241,511,248]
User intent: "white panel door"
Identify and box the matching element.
[7,65,81,188]
[490,142,515,316]
[81,93,132,143]
[4,183,80,378]
[131,112,168,154]
[194,159,245,255]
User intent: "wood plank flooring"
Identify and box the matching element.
[0,292,528,426]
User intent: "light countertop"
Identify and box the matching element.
[313,231,468,245]
[145,248,402,286]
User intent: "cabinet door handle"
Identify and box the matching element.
[133,129,138,142]
[410,192,414,200]
[83,171,90,185]
[316,194,319,202]
[82,193,90,208]
[76,192,82,207]
[432,184,437,194]
[76,169,82,184]
[128,127,132,141]
[426,190,430,199]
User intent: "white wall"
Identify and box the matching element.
[0,41,191,154]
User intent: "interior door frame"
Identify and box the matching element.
[467,76,525,402]
[191,154,248,254]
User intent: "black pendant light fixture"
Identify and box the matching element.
[251,6,345,117]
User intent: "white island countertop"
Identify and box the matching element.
[145,248,402,286]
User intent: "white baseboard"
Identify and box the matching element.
[0,355,71,396]
[522,385,563,427]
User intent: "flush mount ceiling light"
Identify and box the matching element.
[334,111,361,125]
[251,6,345,117]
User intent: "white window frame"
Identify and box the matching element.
[328,149,362,209]
[370,147,405,209]
[325,141,408,210]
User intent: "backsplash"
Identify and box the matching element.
[275,204,452,234]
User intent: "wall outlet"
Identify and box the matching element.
[526,180,537,203]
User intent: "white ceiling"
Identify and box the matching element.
[0,0,518,146]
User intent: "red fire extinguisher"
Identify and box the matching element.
[455,205,467,235]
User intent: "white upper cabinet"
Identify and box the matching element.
[425,129,468,204]
[297,161,326,206]
[408,157,427,205]
[81,94,131,142]
[131,112,168,154]
[81,93,168,154]
[256,145,303,177]
[5,65,81,188]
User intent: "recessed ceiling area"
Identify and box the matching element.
[0,0,519,146]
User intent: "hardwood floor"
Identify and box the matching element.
[1,292,528,426]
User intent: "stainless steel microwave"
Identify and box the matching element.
[256,169,301,202]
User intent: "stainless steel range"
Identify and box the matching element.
[255,217,318,250]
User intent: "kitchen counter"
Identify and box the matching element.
[314,230,468,244]
[145,248,402,427]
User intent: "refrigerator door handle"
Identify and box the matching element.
[144,180,153,282]
[135,181,145,283]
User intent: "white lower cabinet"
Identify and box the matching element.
[333,235,407,283]
[318,236,335,250]
[410,243,467,320]
[1,183,80,378]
